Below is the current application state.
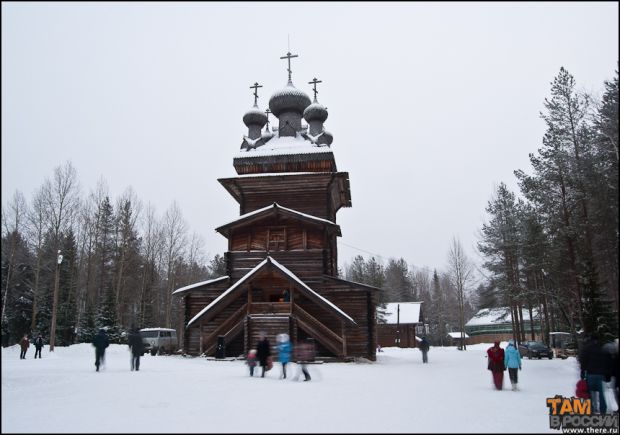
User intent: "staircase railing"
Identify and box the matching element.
[202,303,247,355]
[293,303,343,356]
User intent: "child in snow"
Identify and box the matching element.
[247,349,257,376]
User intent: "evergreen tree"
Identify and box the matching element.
[96,288,122,343]
[76,300,97,343]
[208,254,227,278]
[384,258,414,302]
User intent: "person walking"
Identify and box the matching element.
[487,340,505,390]
[92,328,110,372]
[247,349,257,377]
[579,335,612,414]
[34,335,44,359]
[256,333,271,378]
[295,338,316,382]
[504,339,522,391]
[419,336,430,364]
[128,327,144,371]
[277,333,292,379]
[19,334,30,359]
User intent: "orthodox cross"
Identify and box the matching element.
[308,77,322,101]
[265,108,271,129]
[280,51,298,82]
[250,82,262,106]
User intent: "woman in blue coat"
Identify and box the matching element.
[277,333,292,379]
[504,339,522,391]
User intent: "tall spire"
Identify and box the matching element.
[280,51,299,84]
[308,77,322,102]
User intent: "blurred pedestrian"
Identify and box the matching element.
[419,336,430,363]
[277,333,292,379]
[487,340,505,390]
[128,327,144,371]
[34,335,44,359]
[611,339,619,409]
[92,328,110,372]
[579,335,613,414]
[256,332,271,378]
[247,349,257,376]
[295,338,316,382]
[19,334,30,359]
[504,339,522,391]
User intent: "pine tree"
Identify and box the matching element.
[76,300,97,343]
[96,287,122,343]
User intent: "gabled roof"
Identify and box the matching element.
[382,302,423,325]
[171,276,229,295]
[215,202,341,237]
[187,256,356,328]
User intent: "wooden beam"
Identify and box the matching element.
[342,321,347,357]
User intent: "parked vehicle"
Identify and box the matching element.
[518,341,553,359]
[140,328,178,356]
[549,332,577,359]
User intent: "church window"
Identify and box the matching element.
[268,228,286,251]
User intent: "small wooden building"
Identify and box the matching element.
[446,332,470,349]
[376,302,424,348]
[173,58,379,361]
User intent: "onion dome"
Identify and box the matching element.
[243,105,268,127]
[322,129,334,146]
[303,102,328,123]
[268,81,311,117]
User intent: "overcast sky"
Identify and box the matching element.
[2,2,618,281]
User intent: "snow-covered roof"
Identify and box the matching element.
[216,202,338,232]
[171,276,229,295]
[140,328,176,332]
[465,307,539,327]
[382,302,423,324]
[447,332,470,339]
[187,256,355,328]
[234,133,332,159]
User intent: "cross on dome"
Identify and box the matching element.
[308,77,322,102]
[250,82,263,106]
[280,51,299,83]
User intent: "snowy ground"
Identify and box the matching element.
[2,342,617,433]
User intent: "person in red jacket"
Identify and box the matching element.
[487,340,506,390]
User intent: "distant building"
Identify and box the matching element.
[446,331,469,349]
[376,302,424,348]
[465,307,541,344]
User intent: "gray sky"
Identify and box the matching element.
[2,2,618,279]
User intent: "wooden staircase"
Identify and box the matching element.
[293,303,345,357]
[202,303,247,356]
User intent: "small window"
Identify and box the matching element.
[268,228,286,251]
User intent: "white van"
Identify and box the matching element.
[140,328,178,355]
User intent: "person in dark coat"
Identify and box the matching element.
[92,328,110,372]
[487,341,505,390]
[128,328,144,371]
[579,336,612,414]
[419,337,430,364]
[19,334,30,359]
[256,333,271,378]
[34,335,44,359]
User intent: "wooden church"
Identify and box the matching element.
[173,52,379,361]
